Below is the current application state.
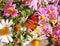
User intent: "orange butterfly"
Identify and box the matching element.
[25,14,39,31]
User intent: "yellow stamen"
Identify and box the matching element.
[42,26,45,29]
[47,9,52,14]
[0,27,9,35]
[8,7,13,14]
[40,14,45,20]
[31,39,40,46]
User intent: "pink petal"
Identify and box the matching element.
[4,12,10,17]
[12,9,18,17]
[6,0,13,5]
[12,4,16,9]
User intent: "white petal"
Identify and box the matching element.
[23,41,31,46]
[9,27,12,32]
[6,19,9,26]
[8,20,13,27]
[0,23,3,29]
[1,36,9,43]
[7,35,13,42]
[1,19,6,27]
[39,35,47,40]
[20,27,23,30]
[27,36,32,41]
[0,36,3,39]
[9,33,13,37]
[33,34,38,39]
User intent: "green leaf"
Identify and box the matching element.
[21,10,26,16]
[46,18,50,23]
[20,5,24,10]
[7,43,13,46]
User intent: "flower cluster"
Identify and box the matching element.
[0,0,60,46]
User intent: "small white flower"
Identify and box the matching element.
[20,16,28,23]
[23,34,49,46]
[0,19,13,44]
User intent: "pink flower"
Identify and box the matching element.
[6,0,13,5]
[37,7,48,24]
[42,23,52,34]
[25,0,41,10]
[53,25,60,36]
[46,5,58,20]
[3,1,18,17]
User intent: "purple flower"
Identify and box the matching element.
[6,0,13,5]
[3,1,18,17]
[46,5,58,20]
[37,7,48,24]
[53,25,60,36]
[25,0,41,10]
[42,23,52,34]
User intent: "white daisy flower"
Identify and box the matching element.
[0,19,13,44]
[23,34,49,46]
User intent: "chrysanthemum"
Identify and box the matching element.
[53,25,60,36]
[6,0,13,5]
[46,5,58,20]
[23,34,48,46]
[51,25,60,46]
[3,1,18,17]
[37,8,48,24]
[42,23,52,34]
[0,19,13,43]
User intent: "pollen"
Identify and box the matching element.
[8,7,14,14]
[0,27,9,35]
[31,39,40,46]
[40,14,45,20]
[42,26,45,29]
[47,9,52,14]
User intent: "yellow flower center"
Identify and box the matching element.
[40,14,45,20]
[0,27,9,35]
[8,7,13,14]
[47,9,52,14]
[42,26,45,29]
[31,39,40,46]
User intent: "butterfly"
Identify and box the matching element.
[25,14,39,31]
